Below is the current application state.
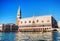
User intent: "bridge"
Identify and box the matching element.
[52,28,60,32]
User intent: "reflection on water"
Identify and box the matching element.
[16,31,60,41]
[0,31,60,41]
[52,31,58,41]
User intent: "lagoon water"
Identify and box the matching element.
[0,31,60,41]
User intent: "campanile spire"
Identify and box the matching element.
[17,6,21,19]
[16,6,21,26]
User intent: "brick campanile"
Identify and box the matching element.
[16,6,21,27]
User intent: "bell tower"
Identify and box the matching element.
[16,6,21,26]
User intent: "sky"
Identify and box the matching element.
[0,0,60,24]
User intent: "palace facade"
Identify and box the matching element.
[16,7,58,32]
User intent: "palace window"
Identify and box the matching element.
[25,21,27,23]
[47,20,50,22]
[37,20,39,22]
[42,21,44,23]
[32,21,35,23]
[29,21,31,23]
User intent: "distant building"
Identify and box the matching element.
[16,7,58,32]
[2,23,18,32]
[0,24,3,31]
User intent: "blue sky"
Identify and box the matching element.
[0,0,60,24]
